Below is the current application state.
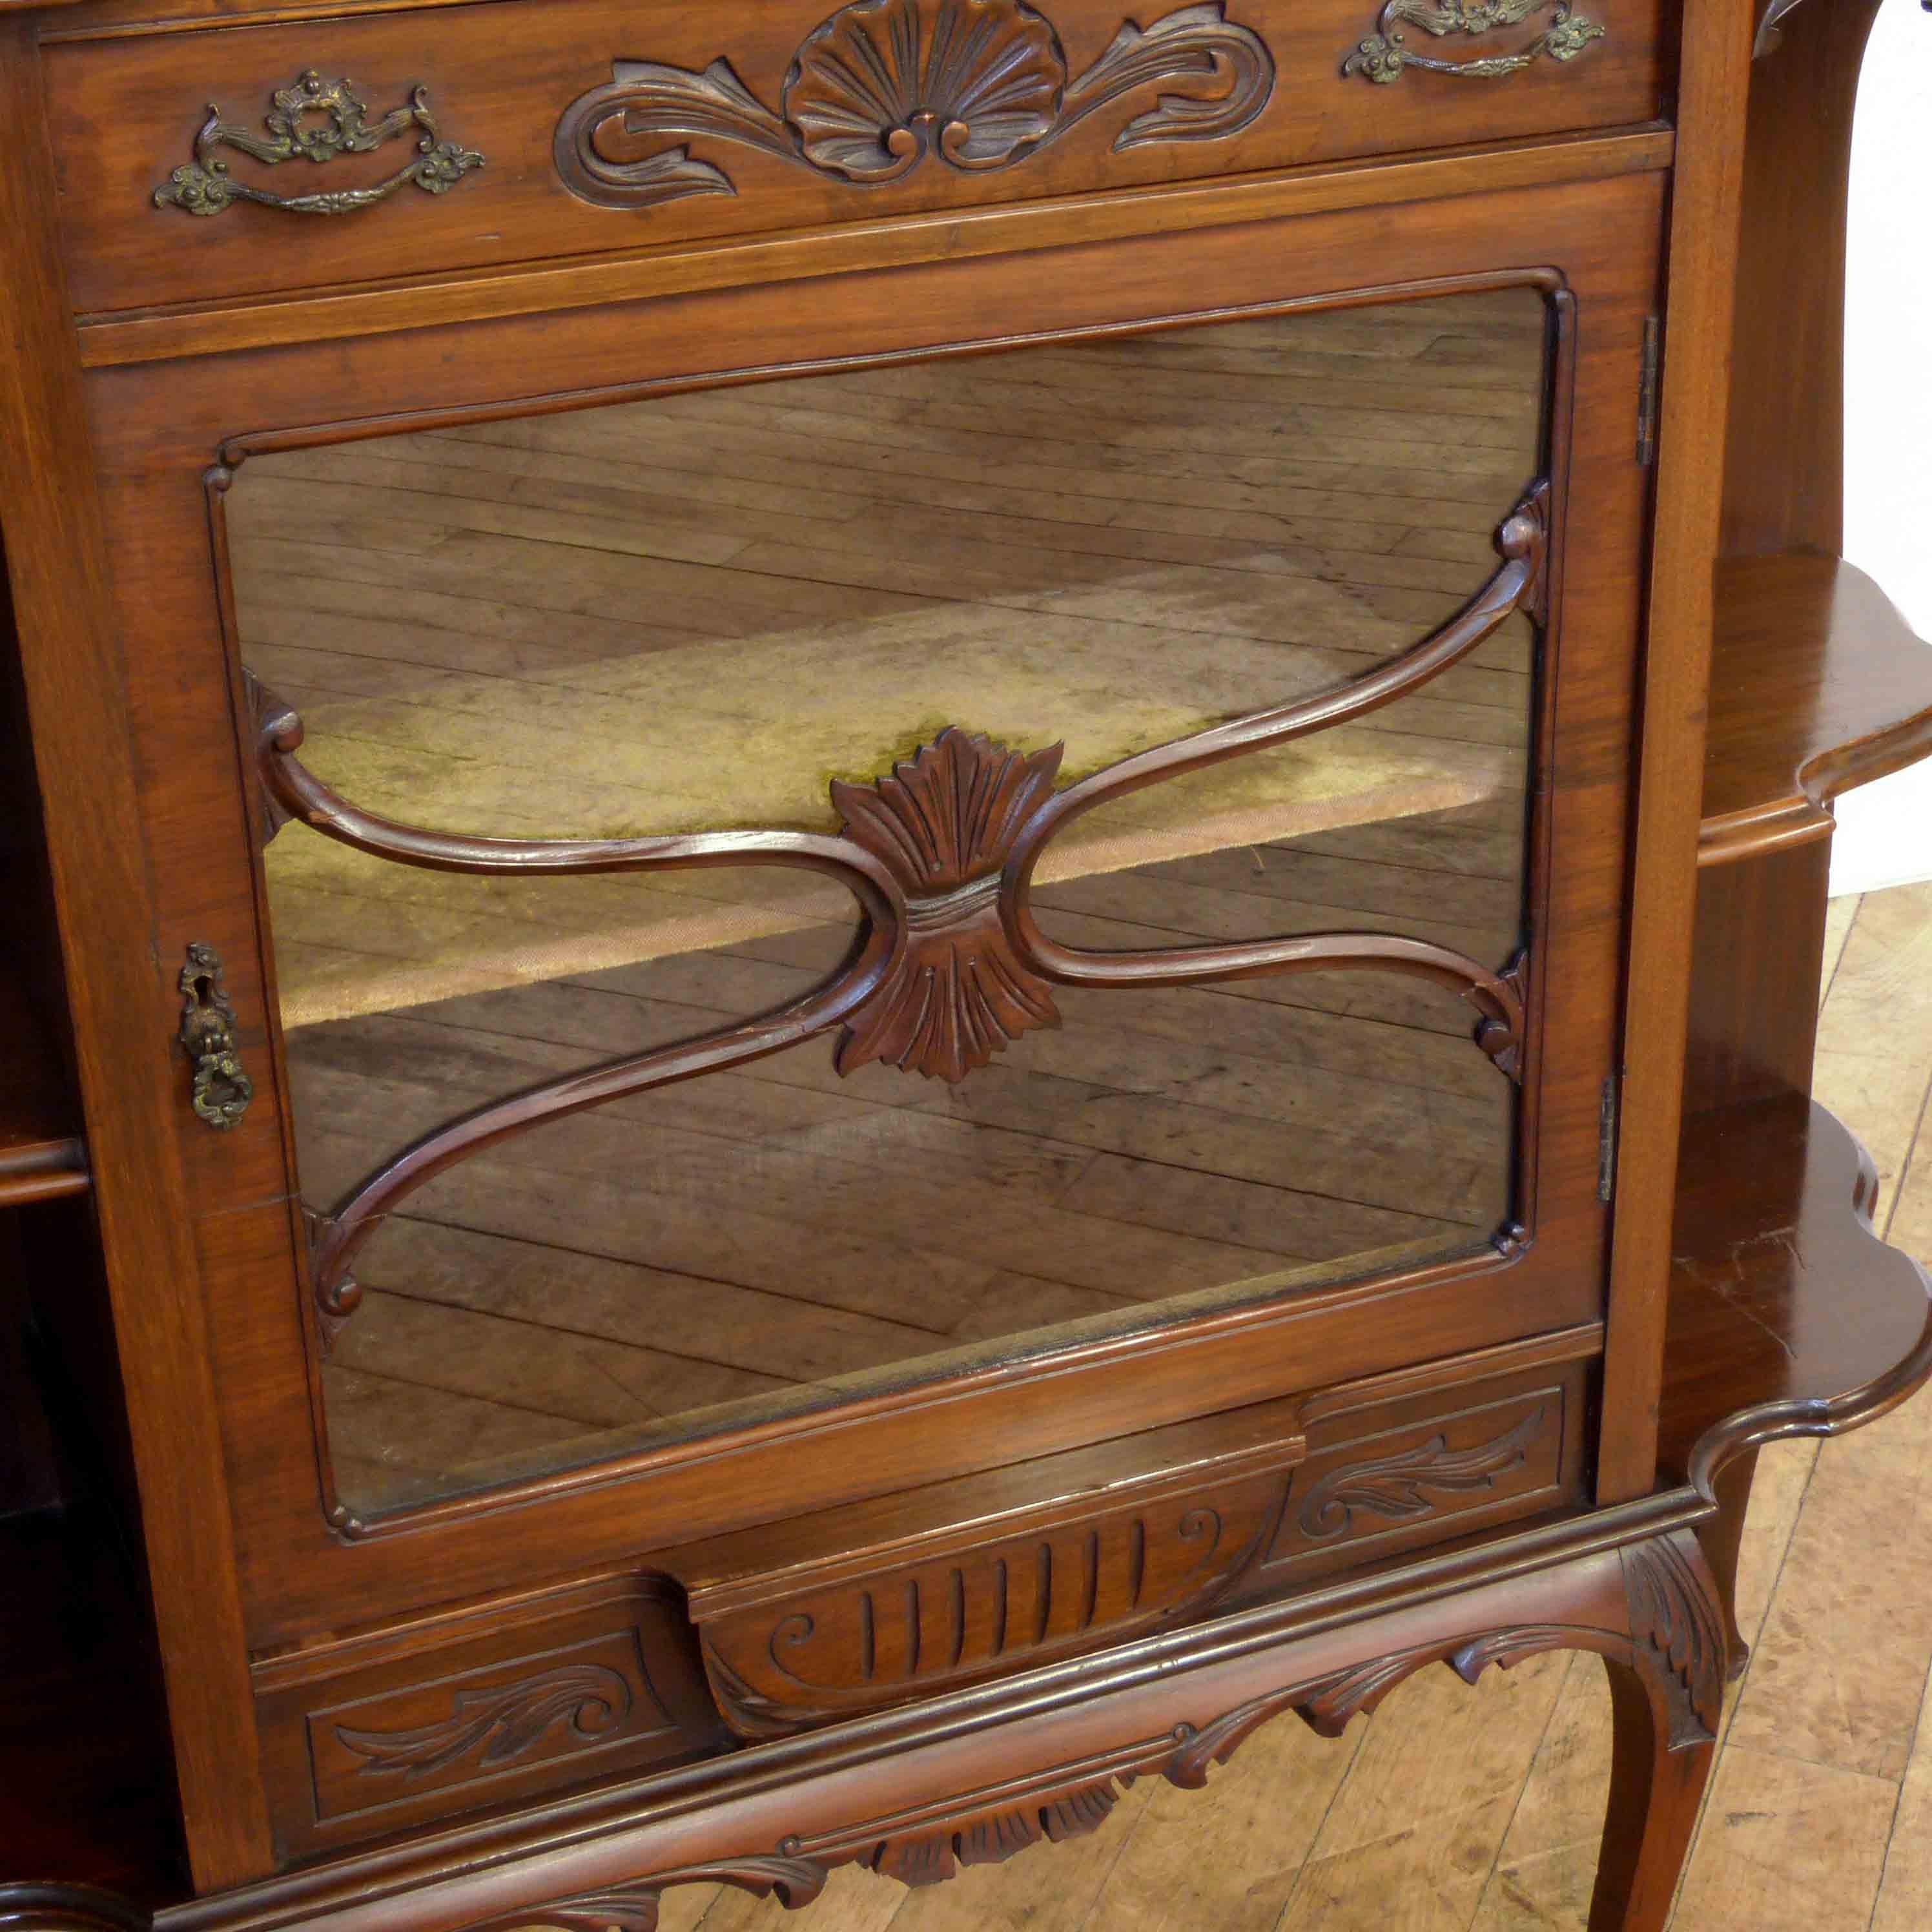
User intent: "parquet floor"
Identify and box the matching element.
[641,877,1932,1932]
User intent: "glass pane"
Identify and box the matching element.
[228,285,1549,1516]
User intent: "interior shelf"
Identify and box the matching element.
[1700,553,1932,863]
[0,1512,184,1904]
[1659,1094,1932,1483]
[0,1009,86,1206]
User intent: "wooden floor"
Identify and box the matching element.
[637,877,1932,1932]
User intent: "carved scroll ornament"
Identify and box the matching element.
[553,0,1275,211]
[245,480,1547,1345]
[1296,1405,1545,1538]
[1341,0,1605,83]
[333,1663,634,1778]
[152,70,484,218]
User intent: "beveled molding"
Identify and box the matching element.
[72,128,1673,367]
[141,1505,1727,1932]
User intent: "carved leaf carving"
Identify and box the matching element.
[1295,1406,1545,1539]
[867,1776,1125,1885]
[1621,1535,1725,1749]
[333,1663,633,1777]
[832,728,1063,1081]
[554,0,1274,209]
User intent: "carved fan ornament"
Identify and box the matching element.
[553,0,1275,210]
[831,728,1062,1081]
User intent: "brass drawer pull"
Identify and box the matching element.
[152,69,484,218]
[178,943,252,1130]
[1341,0,1605,82]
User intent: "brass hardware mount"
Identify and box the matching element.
[178,943,252,1129]
[152,69,484,218]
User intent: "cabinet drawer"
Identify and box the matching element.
[48,0,1669,319]
[251,1575,724,1859]
[672,1335,1590,1738]
[1244,1350,1590,1594]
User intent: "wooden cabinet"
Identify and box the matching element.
[1,0,1929,1925]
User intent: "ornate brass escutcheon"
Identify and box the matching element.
[152,68,484,217]
[178,943,252,1129]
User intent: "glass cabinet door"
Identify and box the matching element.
[225,283,1552,1517]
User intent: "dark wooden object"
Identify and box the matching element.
[1,0,1928,1925]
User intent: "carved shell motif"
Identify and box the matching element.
[785,0,1067,178]
[831,727,1062,1082]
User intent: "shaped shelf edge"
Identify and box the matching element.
[1700,553,1932,866]
[1660,1093,1932,1485]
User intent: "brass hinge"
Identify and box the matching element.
[1598,1074,1620,1203]
[1636,316,1661,466]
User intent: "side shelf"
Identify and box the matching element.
[1660,1094,1932,1487]
[1700,552,1932,867]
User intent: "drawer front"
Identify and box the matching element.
[1248,1355,1590,1592]
[690,1444,1301,1738]
[252,1577,724,1858]
[48,0,1668,318]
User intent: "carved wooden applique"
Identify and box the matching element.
[332,1662,635,1778]
[695,1474,1288,1736]
[553,0,1277,212]
[1295,1404,1546,1539]
[831,728,1062,1081]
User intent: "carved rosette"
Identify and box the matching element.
[553,0,1275,210]
[832,727,1063,1081]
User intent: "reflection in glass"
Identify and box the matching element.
[228,287,1549,1514]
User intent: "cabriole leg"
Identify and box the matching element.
[1587,1530,1727,1931]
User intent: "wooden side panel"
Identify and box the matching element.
[1593,0,1756,1503]
[0,19,271,1886]
[1719,0,1882,560]
[1683,837,1829,1116]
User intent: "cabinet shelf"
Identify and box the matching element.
[1699,553,1932,865]
[1659,1094,1932,1484]
[0,1012,86,1206]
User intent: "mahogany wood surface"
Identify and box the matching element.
[6,0,1932,1919]
[1660,1094,1932,1486]
[42,0,1670,321]
[1592,0,1757,1506]
[1700,553,1932,863]
[71,127,1676,369]
[0,15,271,1886]
[63,181,1659,1663]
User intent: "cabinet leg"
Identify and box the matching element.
[1587,1657,1716,1930]
[1587,1530,1727,1931]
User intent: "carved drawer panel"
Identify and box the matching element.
[671,1401,1307,1737]
[46,0,1668,319]
[252,1576,724,1857]
[1248,1348,1591,1593]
